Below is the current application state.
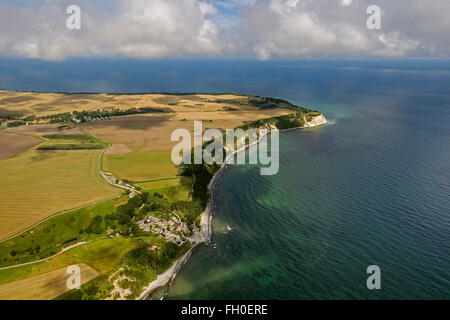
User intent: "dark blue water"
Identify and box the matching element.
[1,58,449,299]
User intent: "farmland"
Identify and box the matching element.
[104,152,178,181]
[0,235,177,300]
[0,196,127,268]
[0,91,314,299]
[0,132,41,160]
[0,90,142,118]
[0,263,98,300]
[0,146,119,240]
[84,109,294,154]
[135,177,193,202]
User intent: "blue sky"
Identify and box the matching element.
[0,0,449,61]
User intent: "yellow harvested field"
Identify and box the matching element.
[0,132,41,161]
[0,149,119,240]
[84,109,293,154]
[104,152,178,181]
[0,263,98,300]
[0,91,252,118]
[0,90,142,117]
[7,124,87,136]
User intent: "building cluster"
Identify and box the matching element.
[72,115,113,123]
[137,215,189,246]
[1,118,52,127]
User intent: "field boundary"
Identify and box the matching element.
[0,130,45,160]
[133,176,180,183]
[0,194,121,244]
[0,237,105,272]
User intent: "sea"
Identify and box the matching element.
[1,57,449,299]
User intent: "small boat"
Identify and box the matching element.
[227,226,232,231]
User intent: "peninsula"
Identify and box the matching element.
[0,91,326,300]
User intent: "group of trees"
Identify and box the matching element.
[1,106,166,128]
[72,107,164,122]
[85,215,103,234]
[10,245,40,258]
[104,192,170,237]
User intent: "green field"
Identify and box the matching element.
[37,134,106,150]
[104,152,178,181]
[135,177,193,202]
[0,148,120,240]
[10,235,177,300]
[0,237,157,288]
[57,236,188,300]
[0,196,127,268]
[0,237,149,286]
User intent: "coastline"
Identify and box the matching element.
[137,114,327,300]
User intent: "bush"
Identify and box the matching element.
[86,215,104,234]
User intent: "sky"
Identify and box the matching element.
[0,0,449,61]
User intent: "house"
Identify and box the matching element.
[36,118,52,124]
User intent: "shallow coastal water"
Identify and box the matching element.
[163,60,450,299]
[2,58,449,299]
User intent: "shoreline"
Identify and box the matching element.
[137,114,327,300]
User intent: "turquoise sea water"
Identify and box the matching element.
[1,58,449,299]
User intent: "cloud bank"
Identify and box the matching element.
[0,0,449,61]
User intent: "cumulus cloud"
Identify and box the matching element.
[0,0,223,60]
[0,0,449,60]
[240,0,450,59]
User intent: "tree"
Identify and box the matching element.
[85,285,99,297]
[86,215,103,234]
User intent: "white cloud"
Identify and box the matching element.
[0,0,449,60]
[0,0,222,60]
[240,0,450,59]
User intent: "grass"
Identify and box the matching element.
[55,236,173,300]
[64,237,151,274]
[0,237,147,286]
[0,148,120,240]
[104,152,178,181]
[0,263,98,300]
[0,196,127,268]
[136,177,193,202]
[37,134,107,150]
[0,236,168,300]
[37,144,104,150]
[42,134,95,140]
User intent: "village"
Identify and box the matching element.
[71,115,114,124]
[0,117,53,127]
[137,214,190,246]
